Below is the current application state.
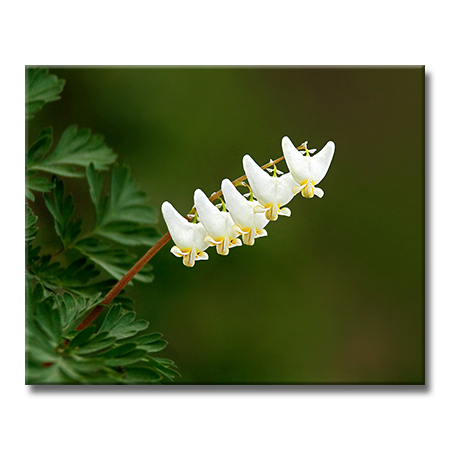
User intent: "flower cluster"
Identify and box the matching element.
[161,136,335,267]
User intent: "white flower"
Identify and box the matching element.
[161,201,210,267]
[193,189,242,256]
[242,154,299,221]
[282,136,335,198]
[221,178,269,246]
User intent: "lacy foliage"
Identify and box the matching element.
[25,68,178,384]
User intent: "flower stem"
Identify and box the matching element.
[76,154,285,330]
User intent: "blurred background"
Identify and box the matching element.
[28,67,424,384]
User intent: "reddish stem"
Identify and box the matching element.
[76,154,286,330]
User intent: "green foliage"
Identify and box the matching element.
[25,68,177,384]
[44,179,82,249]
[25,68,65,119]
[87,163,160,246]
[26,282,178,384]
[26,125,117,178]
[25,205,38,242]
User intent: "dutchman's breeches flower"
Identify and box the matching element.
[161,201,210,267]
[281,136,335,199]
[162,135,335,267]
[221,178,269,246]
[242,154,299,221]
[193,189,242,255]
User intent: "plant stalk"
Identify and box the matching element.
[76,154,286,330]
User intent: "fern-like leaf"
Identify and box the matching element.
[87,164,160,246]
[28,125,117,177]
[25,68,65,119]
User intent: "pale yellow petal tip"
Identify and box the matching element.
[253,205,267,214]
[292,185,302,196]
[170,246,184,258]
[256,229,268,238]
[216,236,230,256]
[204,235,220,245]
[231,224,244,235]
[231,238,243,247]
[315,187,324,198]
[196,251,209,261]
[279,207,291,217]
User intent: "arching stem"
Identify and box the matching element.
[76,154,286,330]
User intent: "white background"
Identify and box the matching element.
[2,1,447,449]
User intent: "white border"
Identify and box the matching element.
[3,1,449,449]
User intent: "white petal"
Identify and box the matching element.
[314,186,324,198]
[170,246,185,258]
[256,229,268,238]
[196,251,209,261]
[194,189,228,238]
[253,204,270,230]
[204,235,221,245]
[162,201,195,251]
[253,204,268,214]
[230,238,242,247]
[278,207,291,217]
[275,172,299,206]
[192,222,210,252]
[242,154,276,206]
[281,136,310,184]
[310,141,335,185]
[231,223,245,235]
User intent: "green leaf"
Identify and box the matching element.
[124,367,162,383]
[113,296,134,311]
[58,258,101,287]
[44,178,82,248]
[139,340,168,353]
[104,349,149,367]
[75,237,154,282]
[30,125,116,177]
[76,332,117,355]
[147,357,181,380]
[88,164,160,247]
[34,300,62,344]
[86,163,104,213]
[99,343,137,359]
[130,332,163,345]
[26,128,53,166]
[25,68,65,119]
[102,164,158,226]
[26,242,115,297]
[67,326,97,349]
[26,176,55,196]
[98,304,149,339]
[25,205,38,241]
[97,304,122,333]
[94,222,161,247]
[25,188,35,201]
[54,292,103,332]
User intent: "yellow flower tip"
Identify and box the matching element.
[265,203,279,221]
[231,224,246,236]
[242,227,257,246]
[204,235,220,245]
[216,236,230,256]
[301,185,315,198]
[292,185,302,196]
[182,248,197,267]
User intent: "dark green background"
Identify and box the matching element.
[28,67,425,384]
